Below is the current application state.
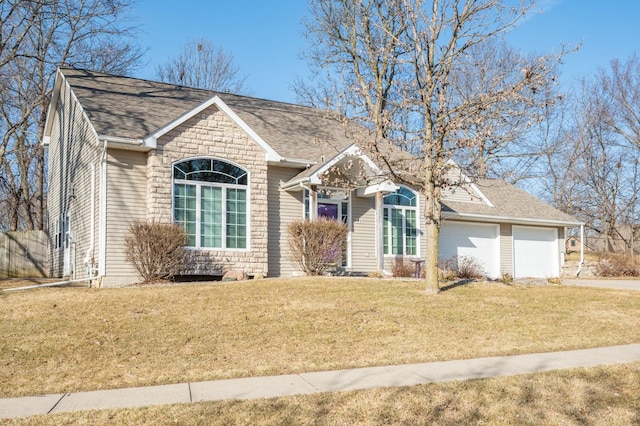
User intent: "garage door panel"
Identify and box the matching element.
[513,226,558,278]
[439,222,500,279]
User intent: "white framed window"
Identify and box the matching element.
[173,158,248,250]
[383,186,418,256]
[53,212,69,251]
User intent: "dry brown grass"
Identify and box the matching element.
[9,362,640,425]
[1,277,640,400]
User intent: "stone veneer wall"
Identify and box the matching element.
[146,105,269,277]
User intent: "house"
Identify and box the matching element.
[42,67,582,286]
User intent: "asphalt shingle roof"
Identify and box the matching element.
[442,179,580,225]
[59,67,352,163]
[58,68,580,226]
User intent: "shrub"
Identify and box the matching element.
[438,257,458,281]
[456,256,486,279]
[287,218,348,276]
[124,220,187,283]
[438,255,485,280]
[501,273,514,284]
[595,255,640,277]
[392,258,415,277]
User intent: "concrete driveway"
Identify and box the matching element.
[563,278,640,291]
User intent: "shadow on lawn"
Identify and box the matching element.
[439,279,477,292]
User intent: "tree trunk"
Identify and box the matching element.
[425,221,440,294]
[424,155,443,295]
[35,106,47,230]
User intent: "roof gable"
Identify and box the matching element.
[443,178,581,226]
[55,67,353,164]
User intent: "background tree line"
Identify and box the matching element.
[2,0,639,288]
[0,0,142,231]
[538,55,640,255]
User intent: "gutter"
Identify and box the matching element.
[281,177,317,191]
[280,157,316,167]
[442,211,583,228]
[98,135,150,151]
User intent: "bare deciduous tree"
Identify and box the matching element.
[156,37,251,94]
[302,0,567,293]
[0,0,143,231]
[545,61,640,255]
[603,54,640,151]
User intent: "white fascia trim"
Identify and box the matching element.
[356,181,398,197]
[317,144,383,179]
[143,95,282,162]
[444,159,494,207]
[281,144,384,191]
[43,68,102,147]
[98,135,150,151]
[42,69,64,143]
[280,145,363,189]
[279,157,317,167]
[468,182,495,207]
[442,211,584,227]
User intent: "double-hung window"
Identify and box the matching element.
[383,186,418,256]
[173,158,248,249]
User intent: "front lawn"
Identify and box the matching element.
[2,278,640,398]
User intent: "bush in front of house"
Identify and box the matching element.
[287,218,348,276]
[456,256,486,279]
[124,220,187,282]
[438,255,485,280]
[392,258,415,277]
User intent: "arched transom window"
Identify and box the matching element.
[173,158,248,249]
[383,186,418,256]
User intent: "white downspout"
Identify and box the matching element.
[576,224,584,276]
[84,162,99,286]
[97,140,108,285]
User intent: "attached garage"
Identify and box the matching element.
[512,226,559,278]
[439,221,500,279]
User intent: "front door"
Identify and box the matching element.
[318,201,348,267]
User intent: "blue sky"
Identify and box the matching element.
[132,1,640,103]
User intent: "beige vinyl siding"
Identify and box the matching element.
[349,195,377,273]
[46,79,101,279]
[441,168,483,204]
[104,149,147,283]
[441,185,484,203]
[500,223,513,277]
[267,166,304,277]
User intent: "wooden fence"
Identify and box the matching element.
[0,231,49,278]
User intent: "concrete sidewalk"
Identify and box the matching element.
[2,343,640,419]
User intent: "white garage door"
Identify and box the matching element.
[513,226,559,278]
[439,222,500,279]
